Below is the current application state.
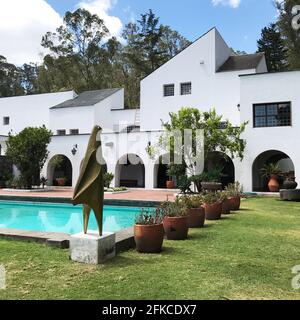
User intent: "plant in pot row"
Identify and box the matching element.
[134,200,189,253]
[159,200,189,240]
[202,191,226,220]
[224,182,243,211]
[134,209,164,253]
[179,195,205,228]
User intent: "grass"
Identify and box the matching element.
[0,197,300,300]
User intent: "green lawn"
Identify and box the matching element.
[0,197,300,300]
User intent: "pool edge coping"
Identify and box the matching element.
[0,195,161,208]
[0,227,135,253]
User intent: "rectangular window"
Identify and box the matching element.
[3,117,9,125]
[180,82,192,95]
[253,102,291,128]
[57,130,66,136]
[163,84,175,97]
[69,129,79,135]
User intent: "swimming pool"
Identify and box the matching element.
[0,201,143,234]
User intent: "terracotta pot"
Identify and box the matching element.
[203,202,222,220]
[228,196,241,211]
[166,180,174,189]
[134,223,164,253]
[163,216,188,240]
[187,207,205,228]
[56,178,66,186]
[222,199,231,215]
[268,175,279,192]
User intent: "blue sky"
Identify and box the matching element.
[47,0,278,53]
[0,0,278,65]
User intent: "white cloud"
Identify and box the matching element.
[212,0,241,9]
[77,0,123,38]
[0,0,62,65]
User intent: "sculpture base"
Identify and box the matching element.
[70,231,116,264]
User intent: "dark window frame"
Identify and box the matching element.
[163,84,175,97]
[3,117,9,126]
[57,129,66,136]
[253,102,292,128]
[180,82,192,95]
[69,129,79,135]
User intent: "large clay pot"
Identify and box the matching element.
[228,196,241,211]
[268,175,279,192]
[282,180,298,190]
[166,180,175,189]
[56,178,66,186]
[222,199,231,215]
[134,223,164,253]
[163,216,188,240]
[187,207,205,228]
[203,202,222,220]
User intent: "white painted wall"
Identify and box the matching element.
[50,106,94,135]
[239,71,300,191]
[140,28,264,131]
[0,91,75,135]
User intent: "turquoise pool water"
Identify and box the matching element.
[0,201,143,234]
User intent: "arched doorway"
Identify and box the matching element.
[252,150,295,192]
[47,155,73,186]
[154,155,170,189]
[205,152,235,188]
[115,154,145,188]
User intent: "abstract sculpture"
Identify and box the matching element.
[72,126,104,236]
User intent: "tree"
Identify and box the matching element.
[0,55,23,97]
[276,0,300,69]
[148,108,247,190]
[123,10,167,76]
[6,126,52,189]
[257,23,287,72]
[41,8,110,91]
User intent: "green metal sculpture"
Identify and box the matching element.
[72,126,104,236]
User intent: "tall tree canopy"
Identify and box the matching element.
[0,55,23,97]
[276,0,300,69]
[0,8,190,107]
[257,23,288,72]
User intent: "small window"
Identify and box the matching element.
[181,82,192,95]
[253,102,291,128]
[69,129,79,135]
[57,130,66,136]
[3,117,9,125]
[163,84,175,97]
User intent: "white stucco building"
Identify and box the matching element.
[0,28,298,192]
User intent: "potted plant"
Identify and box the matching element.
[103,172,114,189]
[179,195,205,228]
[225,182,243,211]
[159,200,189,240]
[261,163,282,192]
[221,192,231,215]
[202,191,224,220]
[40,176,48,189]
[56,177,67,186]
[134,209,164,253]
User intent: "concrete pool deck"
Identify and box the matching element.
[0,188,176,206]
[0,227,135,252]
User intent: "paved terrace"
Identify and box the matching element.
[0,188,175,202]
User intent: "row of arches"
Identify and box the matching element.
[46,150,296,191]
